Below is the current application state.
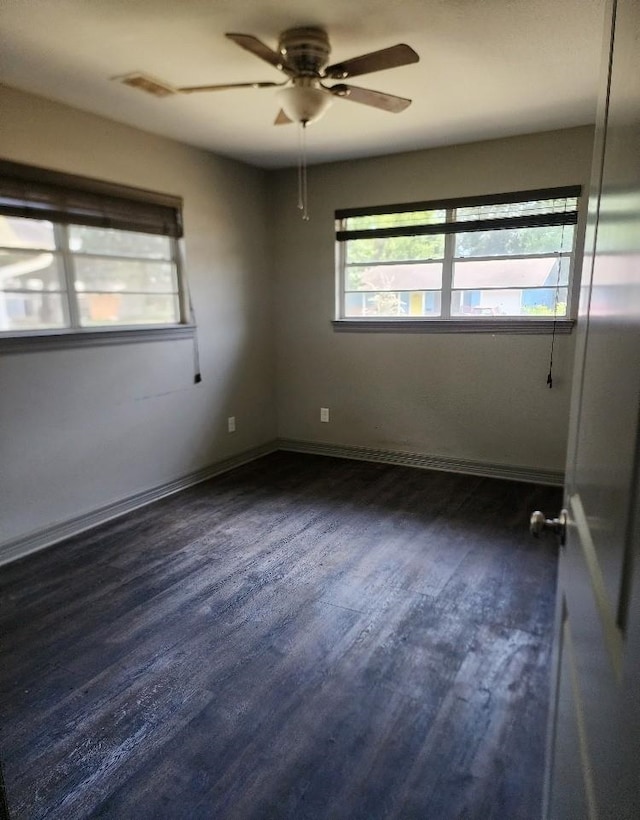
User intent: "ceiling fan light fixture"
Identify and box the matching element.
[277,85,333,124]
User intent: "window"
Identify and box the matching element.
[335,187,580,327]
[0,160,186,338]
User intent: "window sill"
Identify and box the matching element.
[331,318,575,335]
[0,324,196,354]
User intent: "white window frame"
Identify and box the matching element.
[334,186,581,335]
[0,160,193,353]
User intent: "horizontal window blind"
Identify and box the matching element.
[336,186,581,242]
[0,160,183,238]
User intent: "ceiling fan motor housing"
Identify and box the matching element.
[278,27,331,76]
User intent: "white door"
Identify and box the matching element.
[544,0,640,816]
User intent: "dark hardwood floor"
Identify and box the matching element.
[0,452,561,819]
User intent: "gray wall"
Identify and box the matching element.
[0,86,595,554]
[270,127,594,473]
[0,86,276,548]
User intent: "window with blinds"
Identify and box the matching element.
[0,160,186,335]
[335,187,580,322]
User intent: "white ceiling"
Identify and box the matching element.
[0,0,605,169]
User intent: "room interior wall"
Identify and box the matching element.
[0,85,277,554]
[0,86,596,559]
[270,126,595,476]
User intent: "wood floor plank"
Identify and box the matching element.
[0,452,561,819]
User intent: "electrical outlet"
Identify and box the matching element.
[320,407,330,423]
[228,416,236,433]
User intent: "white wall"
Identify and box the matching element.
[0,86,276,549]
[270,127,594,474]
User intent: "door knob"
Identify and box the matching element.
[530,509,568,546]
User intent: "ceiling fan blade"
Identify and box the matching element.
[324,44,418,79]
[226,33,291,74]
[274,109,293,125]
[329,84,412,113]
[178,81,285,94]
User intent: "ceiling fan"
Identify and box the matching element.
[119,27,420,125]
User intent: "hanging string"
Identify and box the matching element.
[186,272,202,384]
[297,122,304,212]
[302,122,309,221]
[296,121,310,221]
[546,319,556,388]
[547,202,567,389]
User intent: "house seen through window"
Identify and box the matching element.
[335,187,580,321]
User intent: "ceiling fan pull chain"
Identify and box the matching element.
[301,121,309,221]
[296,121,310,220]
[297,122,304,212]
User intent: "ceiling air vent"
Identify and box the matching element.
[117,73,176,97]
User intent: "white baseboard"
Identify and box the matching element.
[0,439,563,568]
[277,438,564,487]
[0,442,277,568]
